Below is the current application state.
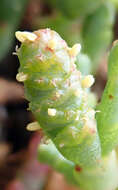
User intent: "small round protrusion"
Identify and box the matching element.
[47,39,57,50]
[15,31,37,43]
[48,108,57,116]
[16,72,28,82]
[26,122,41,131]
[82,75,95,88]
[68,44,81,57]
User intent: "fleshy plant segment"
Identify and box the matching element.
[15,29,118,190]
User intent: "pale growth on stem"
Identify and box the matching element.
[47,39,57,50]
[12,45,19,55]
[48,108,57,116]
[59,143,65,148]
[35,78,44,83]
[15,45,19,52]
[15,31,37,43]
[113,40,118,47]
[74,89,81,97]
[75,110,81,121]
[96,110,101,113]
[68,44,81,57]
[82,75,95,88]
[40,136,50,145]
[16,72,28,82]
[55,92,61,98]
[26,122,41,131]
[83,120,97,133]
[12,52,17,56]
[82,109,97,133]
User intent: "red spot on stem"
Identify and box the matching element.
[75,165,82,172]
[109,94,113,99]
[45,46,54,53]
[91,128,96,134]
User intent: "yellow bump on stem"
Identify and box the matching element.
[82,75,95,88]
[88,109,96,118]
[68,44,81,57]
[35,78,44,83]
[113,40,118,47]
[75,110,81,121]
[82,109,97,133]
[59,143,65,148]
[47,39,57,50]
[16,72,28,82]
[83,119,97,134]
[12,45,19,55]
[55,92,61,98]
[26,122,41,131]
[48,108,56,116]
[74,89,81,97]
[15,31,37,43]
[96,110,101,113]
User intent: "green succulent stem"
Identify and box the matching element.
[38,140,77,185]
[15,29,118,190]
[96,42,118,155]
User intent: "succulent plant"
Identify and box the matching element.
[15,29,118,190]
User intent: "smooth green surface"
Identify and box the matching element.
[48,0,105,19]
[82,1,115,73]
[0,0,28,61]
[97,42,118,155]
[74,150,118,190]
[38,140,77,185]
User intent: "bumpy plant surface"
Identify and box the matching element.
[15,29,118,190]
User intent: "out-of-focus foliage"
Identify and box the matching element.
[0,0,28,61]
[110,0,118,9]
[82,1,115,72]
[47,0,106,19]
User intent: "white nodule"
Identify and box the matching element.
[26,122,40,131]
[74,89,81,97]
[15,31,37,43]
[82,75,95,88]
[48,108,56,116]
[16,72,28,82]
[69,43,81,57]
[47,39,57,50]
